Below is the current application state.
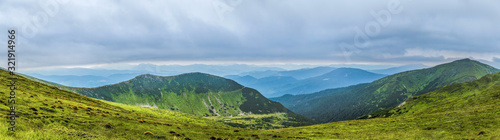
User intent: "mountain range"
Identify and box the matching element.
[1,59,499,139]
[238,66,337,79]
[19,64,287,88]
[271,58,500,123]
[369,64,429,75]
[228,68,386,97]
[21,64,422,91]
[27,73,141,88]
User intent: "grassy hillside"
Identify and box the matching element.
[273,72,500,139]
[361,71,500,120]
[272,59,500,123]
[71,72,314,126]
[0,68,311,139]
[207,113,305,130]
[0,69,232,139]
[1,68,500,139]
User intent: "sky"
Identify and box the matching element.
[1,0,499,71]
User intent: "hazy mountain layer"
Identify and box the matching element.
[230,68,385,97]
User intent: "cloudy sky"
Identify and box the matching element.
[1,0,499,70]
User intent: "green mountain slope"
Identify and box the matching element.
[275,72,500,139]
[0,69,261,139]
[72,72,313,126]
[272,59,500,123]
[360,71,500,120]
[1,68,500,139]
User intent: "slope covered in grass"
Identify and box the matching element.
[70,73,314,127]
[0,69,235,139]
[272,59,500,123]
[361,71,500,120]
[0,69,310,139]
[273,72,500,139]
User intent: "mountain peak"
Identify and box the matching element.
[136,73,157,77]
[176,72,213,77]
[436,58,497,71]
[133,72,215,80]
[452,58,473,62]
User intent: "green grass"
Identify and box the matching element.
[206,113,307,130]
[0,70,281,139]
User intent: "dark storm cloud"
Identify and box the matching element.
[0,0,498,69]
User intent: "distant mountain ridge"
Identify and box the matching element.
[19,64,287,88]
[27,73,140,88]
[239,66,336,79]
[369,64,428,75]
[273,68,386,96]
[271,58,500,123]
[228,68,386,97]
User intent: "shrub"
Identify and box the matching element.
[163,123,172,126]
[105,123,112,129]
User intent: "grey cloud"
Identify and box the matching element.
[0,0,499,69]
